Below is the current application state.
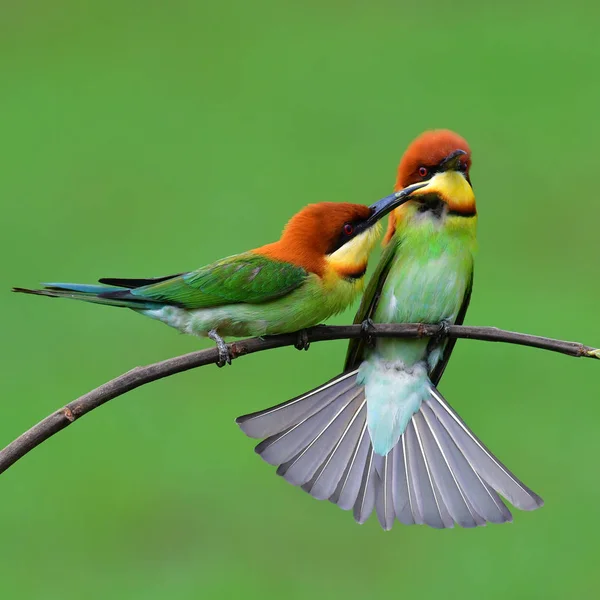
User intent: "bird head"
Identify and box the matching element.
[384,129,475,243]
[258,185,425,279]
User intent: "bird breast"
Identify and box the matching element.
[376,243,472,326]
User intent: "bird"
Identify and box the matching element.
[237,129,544,529]
[13,188,426,366]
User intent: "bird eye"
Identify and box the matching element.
[418,166,428,177]
[343,223,354,236]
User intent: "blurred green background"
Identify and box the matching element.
[2,1,599,598]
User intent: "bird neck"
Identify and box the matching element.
[253,240,325,276]
[392,203,477,248]
[324,223,382,281]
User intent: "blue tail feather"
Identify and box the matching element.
[13,282,161,309]
[42,282,125,294]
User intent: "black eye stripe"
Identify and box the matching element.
[326,219,367,254]
[416,160,468,180]
[419,157,469,178]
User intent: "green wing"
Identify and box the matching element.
[344,240,399,370]
[130,252,308,309]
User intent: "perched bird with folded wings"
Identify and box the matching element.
[13,187,425,366]
[237,130,544,528]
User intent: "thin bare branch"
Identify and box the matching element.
[1,323,597,476]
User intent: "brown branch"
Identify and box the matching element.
[1,323,598,476]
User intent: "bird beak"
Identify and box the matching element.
[405,148,475,214]
[365,181,429,227]
[438,149,467,172]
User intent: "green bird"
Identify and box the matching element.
[237,130,544,529]
[13,188,425,366]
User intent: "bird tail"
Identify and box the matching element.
[12,282,162,310]
[236,372,543,529]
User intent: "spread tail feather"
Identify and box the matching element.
[237,374,543,529]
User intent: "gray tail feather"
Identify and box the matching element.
[236,374,543,530]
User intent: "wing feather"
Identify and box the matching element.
[344,240,398,370]
[125,252,308,309]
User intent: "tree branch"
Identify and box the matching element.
[1,323,598,476]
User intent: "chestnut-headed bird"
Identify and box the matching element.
[13,190,425,365]
[237,130,544,528]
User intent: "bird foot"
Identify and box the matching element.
[588,348,600,359]
[361,318,377,348]
[432,319,452,345]
[294,329,310,351]
[208,329,232,367]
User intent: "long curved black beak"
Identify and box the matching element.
[365,181,429,228]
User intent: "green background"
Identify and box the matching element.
[2,2,599,598]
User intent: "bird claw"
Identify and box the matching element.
[294,329,310,351]
[432,319,452,345]
[208,329,232,367]
[361,318,376,348]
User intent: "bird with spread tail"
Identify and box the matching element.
[13,189,426,366]
[237,130,544,529]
